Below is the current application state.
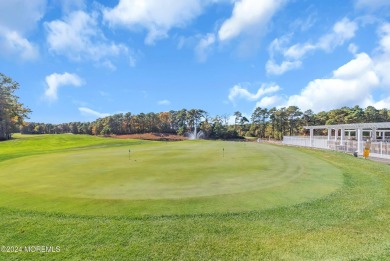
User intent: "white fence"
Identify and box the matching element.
[283,136,390,159]
[282,136,329,149]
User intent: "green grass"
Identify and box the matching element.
[0,134,390,260]
[0,136,342,217]
[0,134,148,161]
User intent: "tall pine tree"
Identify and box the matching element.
[0,73,31,140]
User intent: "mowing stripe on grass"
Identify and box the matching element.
[0,138,342,217]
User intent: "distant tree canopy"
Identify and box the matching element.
[21,109,240,140]
[21,105,390,140]
[4,71,389,141]
[0,73,31,140]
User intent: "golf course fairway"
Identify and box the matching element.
[0,135,342,216]
[1,134,390,260]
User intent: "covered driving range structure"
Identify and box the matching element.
[283,122,390,159]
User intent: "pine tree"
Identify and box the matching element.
[0,73,31,140]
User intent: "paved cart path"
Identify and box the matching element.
[369,156,390,165]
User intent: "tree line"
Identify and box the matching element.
[20,109,241,140]
[21,105,390,140]
[2,72,390,141]
[244,105,390,139]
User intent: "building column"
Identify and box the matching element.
[357,128,362,154]
[335,129,339,142]
[309,128,313,147]
[341,128,345,143]
[326,128,331,149]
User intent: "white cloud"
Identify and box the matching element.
[378,23,390,54]
[284,43,316,60]
[0,0,46,33]
[0,28,39,60]
[266,18,358,75]
[44,72,84,101]
[103,0,204,45]
[173,0,285,60]
[374,23,390,87]
[348,43,359,54]
[100,60,116,71]
[218,0,286,41]
[290,13,317,32]
[236,23,390,112]
[265,59,302,75]
[177,33,217,62]
[58,0,86,14]
[317,18,358,52]
[333,53,373,79]
[195,33,216,62]
[228,84,281,104]
[276,23,390,111]
[79,107,110,119]
[0,0,45,61]
[355,0,390,9]
[45,11,130,65]
[268,34,291,56]
[280,53,379,112]
[373,97,390,109]
[269,50,389,112]
[255,95,284,108]
[158,100,171,106]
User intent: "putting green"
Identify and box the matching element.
[0,140,343,217]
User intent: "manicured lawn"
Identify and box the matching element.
[0,135,389,260]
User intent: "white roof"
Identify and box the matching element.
[304,122,390,130]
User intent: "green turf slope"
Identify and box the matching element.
[0,136,342,216]
[1,135,390,260]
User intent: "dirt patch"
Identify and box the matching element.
[111,133,185,141]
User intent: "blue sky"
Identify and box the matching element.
[1,0,390,123]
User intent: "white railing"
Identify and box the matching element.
[282,136,312,147]
[313,136,329,139]
[283,136,390,159]
[312,139,329,149]
[370,142,390,159]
